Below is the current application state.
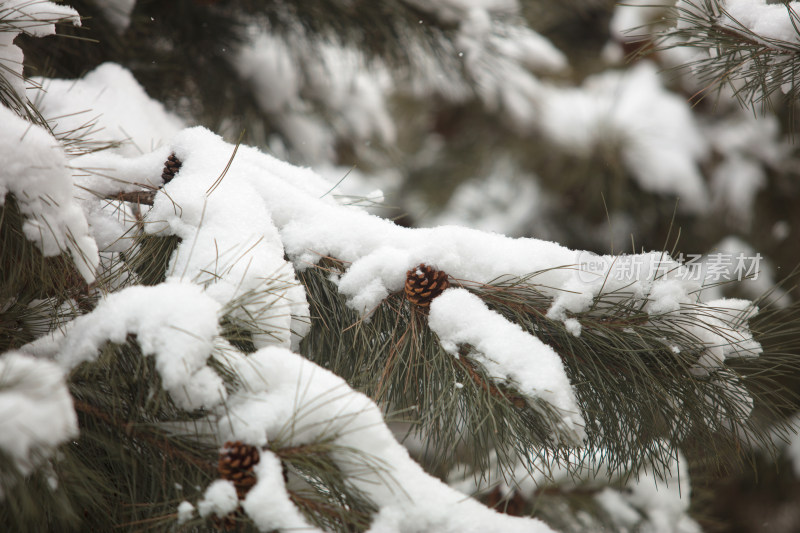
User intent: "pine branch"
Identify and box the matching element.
[653,0,800,110]
[281,449,378,532]
[72,400,215,472]
[0,196,90,352]
[105,190,157,206]
[454,346,527,409]
[1,337,220,531]
[299,256,800,485]
[471,273,800,475]
[299,261,575,480]
[119,233,183,287]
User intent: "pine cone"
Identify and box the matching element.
[161,153,182,184]
[218,441,260,499]
[404,264,449,307]
[486,486,527,516]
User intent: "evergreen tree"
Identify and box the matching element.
[2,1,800,531]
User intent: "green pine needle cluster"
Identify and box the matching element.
[654,0,800,113]
[300,259,800,486]
[0,197,87,353]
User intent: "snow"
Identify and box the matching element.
[710,155,765,225]
[74,147,170,196]
[314,165,402,219]
[772,220,790,241]
[0,0,788,527]
[73,130,311,351]
[70,147,169,255]
[235,30,299,116]
[0,105,99,281]
[614,453,701,533]
[721,0,800,44]
[689,297,762,375]
[307,43,396,146]
[450,447,700,533]
[538,62,710,212]
[52,281,227,411]
[0,352,78,492]
[235,28,394,163]
[69,127,765,412]
[197,479,239,518]
[563,317,582,337]
[217,346,555,533]
[428,288,585,440]
[552,251,696,319]
[424,158,548,237]
[705,113,784,227]
[11,61,182,264]
[158,132,310,349]
[667,1,800,93]
[94,0,135,34]
[697,236,791,309]
[706,110,784,164]
[662,1,800,100]
[242,451,321,532]
[25,123,766,461]
[31,63,185,157]
[396,3,567,129]
[0,0,80,110]
[73,126,585,322]
[458,9,567,74]
[455,10,560,129]
[176,501,195,525]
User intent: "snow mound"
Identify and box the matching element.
[32,63,185,157]
[0,106,99,281]
[0,352,78,489]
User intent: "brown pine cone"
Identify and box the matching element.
[218,441,260,499]
[486,486,527,516]
[404,264,450,307]
[104,154,181,206]
[161,153,182,184]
